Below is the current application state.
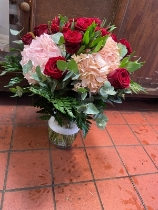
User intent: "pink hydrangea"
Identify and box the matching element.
[20,34,62,84]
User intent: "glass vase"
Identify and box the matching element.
[48,116,79,149]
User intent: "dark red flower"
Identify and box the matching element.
[75,17,101,31]
[34,24,48,36]
[21,33,33,45]
[107,68,130,89]
[51,16,60,34]
[95,26,109,36]
[44,57,65,80]
[119,38,132,55]
[111,33,117,42]
[64,29,82,54]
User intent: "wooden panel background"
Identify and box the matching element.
[1,0,158,96]
[113,0,158,94]
[35,0,118,25]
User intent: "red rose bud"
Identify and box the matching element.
[21,33,33,45]
[107,68,130,89]
[34,24,48,36]
[44,56,66,80]
[119,38,132,55]
[111,33,117,42]
[75,17,101,31]
[64,29,82,54]
[95,26,109,36]
[51,16,60,34]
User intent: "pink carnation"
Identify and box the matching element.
[20,34,61,84]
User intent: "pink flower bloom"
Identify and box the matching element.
[98,36,120,73]
[20,34,61,84]
[73,54,109,93]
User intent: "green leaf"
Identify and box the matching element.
[76,45,85,55]
[51,32,63,44]
[130,81,147,94]
[63,71,73,81]
[13,40,23,44]
[58,36,65,45]
[10,29,20,36]
[100,19,107,28]
[4,76,23,87]
[84,103,99,115]
[118,43,128,59]
[16,86,23,97]
[77,87,87,93]
[92,40,103,53]
[39,115,51,120]
[81,92,87,100]
[57,60,68,71]
[36,66,47,82]
[67,60,79,74]
[87,22,96,39]
[90,36,102,48]
[108,25,117,32]
[22,60,33,74]
[70,20,75,30]
[82,30,89,45]
[94,113,108,129]
[125,60,144,73]
[10,28,24,36]
[72,74,80,80]
[104,81,111,88]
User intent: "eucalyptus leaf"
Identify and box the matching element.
[67,60,79,74]
[51,32,63,44]
[13,40,23,44]
[57,60,68,71]
[63,71,73,81]
[22,60,32,74]
[118,43,128,59]
[84,103,99,115]
[10,29,20,36]
[95,113,108,129]
[81,92,87,100]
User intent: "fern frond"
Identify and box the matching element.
[130,81,147,94]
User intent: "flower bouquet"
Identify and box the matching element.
[0,15,145,142]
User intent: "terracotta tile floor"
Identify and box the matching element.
[0,94,158,210]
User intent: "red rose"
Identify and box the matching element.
[75,17,101,31]
[95,26,109,36]
[44,57,65,80]
[34,24,48,36]
[119,38,132,55]
[107,68,130,89]
[51,16,60,34]
[111,34,117,42]
[64,29,82,54]
[21,33,33,45]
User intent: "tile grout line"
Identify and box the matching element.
[0,99,18,210]
[48,137,57,210]
[110,110,153,210]
[80,132,104,210]
[124,112,158,171]
[106,128,148,210]
[1,171,158,193]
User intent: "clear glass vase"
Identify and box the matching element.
[48,116,79,149]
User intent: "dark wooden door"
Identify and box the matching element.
[113,0,158,96]
[35,0,118,26]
